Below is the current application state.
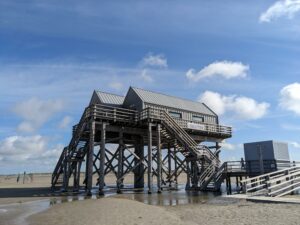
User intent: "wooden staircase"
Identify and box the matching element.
[51,107,89,189]
[159,110,220,190]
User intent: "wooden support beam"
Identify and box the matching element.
[117,130,124,193]
[157,124,162,193]
[75,161,82,191]
[134,136,145,189]
[174,144,178,186]
[62,149,69,192]
[147,123,153,194]
[99,123,106,195]
[87,119,95,196]
[185,159,191,190]
[168,143,172,187]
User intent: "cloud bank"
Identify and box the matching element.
[141,53,168,68]
[13,98,65,133]
[260,0,300,23]
[198,91,270,120]
[0,135,62,165]
[186,61,249,82]
[279,82,300,115]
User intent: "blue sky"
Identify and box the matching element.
[1,0,300,174]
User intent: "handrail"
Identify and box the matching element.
[52,147,67,177]
[241,166,298,184]
[241,165,300,197]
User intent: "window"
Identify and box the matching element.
[192,115,204,122]
[169,111,182,119]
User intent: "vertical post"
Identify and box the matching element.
[87,119,95,196]
[157,124,162,193]
[62,150,69,192]
[168,143,172,187]
[99,123,106,195]
[75,161,82,191]
[134,136,144,188]
[117,130,124,193]
[73,162,78,191]
[147,122,153,194]
[185,160,191,190]
[174,143,178,187]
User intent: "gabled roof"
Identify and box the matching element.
[130,87,216,116]
[95,91,125,106]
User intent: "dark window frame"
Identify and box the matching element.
[169,111,182,119]
[192,115,204,122]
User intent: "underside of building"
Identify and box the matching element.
[51,87,232,195]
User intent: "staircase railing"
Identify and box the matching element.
[51,107,90,188]
[160,110,219,163]
[51,147,68,186]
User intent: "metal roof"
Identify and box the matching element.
[131,87,216,116]
[96,91,125,106]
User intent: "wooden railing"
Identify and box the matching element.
[139,107,232,136]
[240,161,300,197]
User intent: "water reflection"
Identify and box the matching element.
[48,184,221,207]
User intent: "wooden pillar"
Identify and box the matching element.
[228,177,232,194]
[168,143,172,187]
[62,152,69,192]
[174,144,178,186]
[75,161,82,191]
[99,123,106,195]
[185,160,191,190]
[134,136,144,189]
[73,162,78,191]
[157,124,162,193]
[117,130,124,193]
[87,119,95,196]
[63,155,69,191]
[147,123,153,194]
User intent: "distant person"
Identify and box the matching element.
[17,174,20,183]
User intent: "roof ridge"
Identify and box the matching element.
[96,90,125,98]
[131,86,204,105]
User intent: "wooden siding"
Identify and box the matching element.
[144,103,217,124]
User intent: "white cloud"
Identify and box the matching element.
[279,83,300,115]
[186,61,249,82]
[0,135,62,164]
[260,0,300,23]
[141,53,168,68]
[109,81,123,91]
[13,97,65,133]
[198,91,270,120]
[59,116,72,129]
[140,69,153,83]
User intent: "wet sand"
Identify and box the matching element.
[1,174,300,225]
[27,196,300,225]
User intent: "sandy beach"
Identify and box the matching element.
[1,174,300,225]
[27,197,300,225]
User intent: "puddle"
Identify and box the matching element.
[0,183,239,225]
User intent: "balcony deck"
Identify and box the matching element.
[82,104,232,140]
